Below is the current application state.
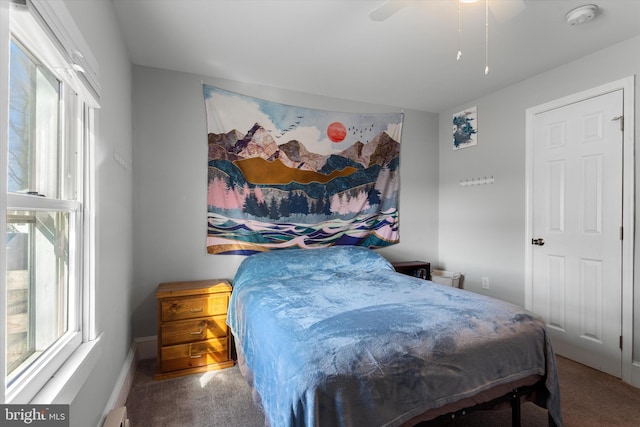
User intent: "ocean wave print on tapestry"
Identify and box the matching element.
[203,85,403,255]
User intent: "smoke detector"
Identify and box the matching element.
[565,4,599,26]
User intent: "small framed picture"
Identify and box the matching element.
[452,106,477,150]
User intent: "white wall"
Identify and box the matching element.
[131,66,440,338]
[62,1,133,427]
[438,36,640,367]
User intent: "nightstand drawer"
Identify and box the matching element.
[160,315,228,346]
[161,294,228,322]
[160,338,229,372]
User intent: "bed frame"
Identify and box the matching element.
[417,382,558,427]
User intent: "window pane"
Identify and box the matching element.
[6,211,69,379]
[8,39,61,199]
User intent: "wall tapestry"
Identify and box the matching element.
[452,106,477,150]
[203,85,403,255]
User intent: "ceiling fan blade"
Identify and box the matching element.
[489,0,526,22]
[369,0,408,22]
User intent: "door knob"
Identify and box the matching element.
[531,238,545,246]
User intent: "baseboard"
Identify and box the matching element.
[135,335,157,360]
[98,336,156,427]
[630,361,640,389]
[101,346,135,419]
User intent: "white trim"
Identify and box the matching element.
[0,0,11,403]
[4,0,102,402]
[134,335,158,361]
[7,193,81,211]
[9,0,99,108]
[99,337,156,427]
[524,76,636,386]
[100,343,136,423]
[30,333,103,404]
[632,361,640,388]
[28,0,100,104]
[620,77,637,388]
[6,333,82,403]
[83,107,98,342]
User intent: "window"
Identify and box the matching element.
[2,0,99,403]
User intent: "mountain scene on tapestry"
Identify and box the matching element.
[203,85,403,255]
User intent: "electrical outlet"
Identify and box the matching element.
[481,277,490,290]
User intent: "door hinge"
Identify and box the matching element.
[620,226,624,240]
[612,115,624,131]
[620,335,623,350]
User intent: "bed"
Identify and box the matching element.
[227,246,562,427]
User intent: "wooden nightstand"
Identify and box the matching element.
[392,261,431,280]
[154,279,235,380]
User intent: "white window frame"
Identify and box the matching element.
[1,0,101,404]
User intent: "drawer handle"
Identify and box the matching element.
[190,329,203,335]
[189,307,203,313]
[189,344,203,359]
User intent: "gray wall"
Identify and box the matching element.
[62,1,133,427]
[438,35,640,361]
[131,66,440,338]
[51,3,640,424]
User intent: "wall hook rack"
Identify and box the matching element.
[460,176,495,187]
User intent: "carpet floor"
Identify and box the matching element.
[126,356,640,426]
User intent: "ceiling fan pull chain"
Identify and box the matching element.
[485,0,490,75]
[457,0,463,61]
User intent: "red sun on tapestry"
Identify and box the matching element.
[327,122,347,143]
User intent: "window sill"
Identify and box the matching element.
[29,333,103,404]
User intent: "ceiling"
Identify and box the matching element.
[111,0,640,113]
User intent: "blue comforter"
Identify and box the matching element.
[228,246,562,427]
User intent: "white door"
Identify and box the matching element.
[531,89,623,377]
